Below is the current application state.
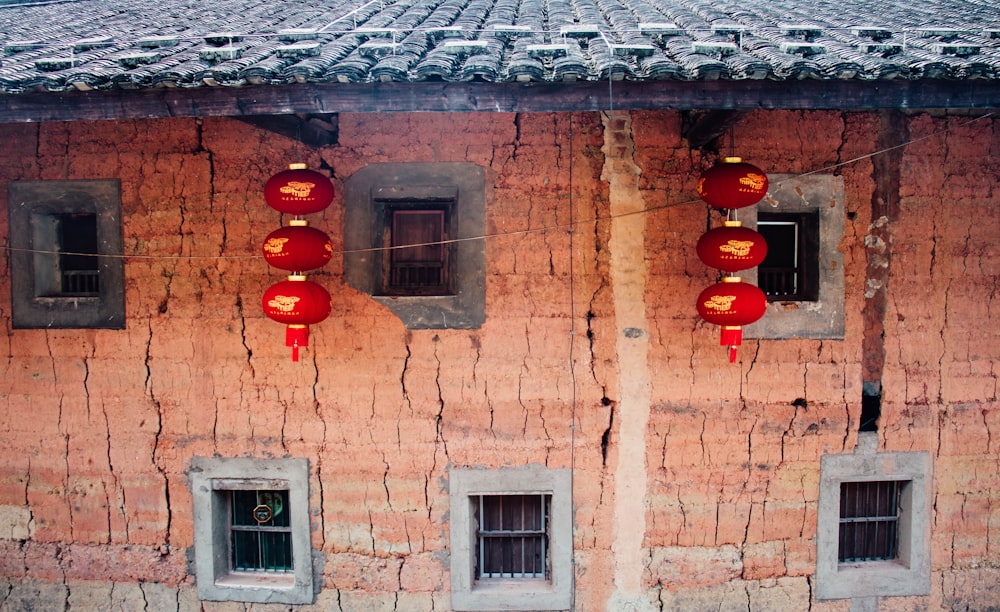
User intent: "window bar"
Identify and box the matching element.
[257,491,267,570]
[478,495,485,579]
[540,493,547,577]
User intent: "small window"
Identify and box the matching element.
[743,174,845,340]
[816,443,931,601]
[449,466,572,611]
[757,211,819,301]
[8,180,125,329]
[476,494,549,579]
[343,162,485,329]
[190,457,313,604]
[385,207,450,295]
[838,480,901,562]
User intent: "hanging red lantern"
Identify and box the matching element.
[262,220,334,272]
[264,163,335,215]
[696,277,767,363]
[697,157,768,209]
[262,275,333,361]
[696,220,768,272]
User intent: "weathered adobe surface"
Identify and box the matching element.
[0,109,995,610]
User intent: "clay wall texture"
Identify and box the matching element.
[0,108,996,610]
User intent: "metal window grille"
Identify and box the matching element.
[475,494,549,579]
[229,490,293,572]
[61,270,100,294]
[838,480,901,562]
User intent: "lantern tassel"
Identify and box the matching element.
[286,324,309,362]
[720,326,742,363]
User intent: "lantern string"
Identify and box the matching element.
[0,111,992,263]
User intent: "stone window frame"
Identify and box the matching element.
[189,457,314,604]
[815,435,932,600]
[742,173,845,340]
[343,162,485,329]
[449,465,573,611]
[7,179,125,329]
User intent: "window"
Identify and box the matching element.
[385,207,449,295]
[757,211,819,301]
[449,466,572,611]
[8,180,125,329]
[476,494,549,579]
[838,480,900,562]
[815,439,931,600]
[190,457,313,604]
[742,174,844,340]
[229,489,292,572]
[343,162,485,329]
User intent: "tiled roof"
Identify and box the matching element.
[0,0,998,95]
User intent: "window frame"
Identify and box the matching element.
[449,466,572,611]
[741,173,845,340]
[343,162,485,329]
[190,457,313,604]
[815,438,931,600]
[8,179,125,329]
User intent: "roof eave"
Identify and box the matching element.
[1,80,999,123]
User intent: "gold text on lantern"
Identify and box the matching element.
[263,237,289,254]
[268,295,301,312]
[704,295,736,312]
[279,181,316,198]
[739,174,766,191]
[719,240,755,257]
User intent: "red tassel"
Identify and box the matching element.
[720,326,742,363]
[286,325,309,362]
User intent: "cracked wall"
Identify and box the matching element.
[0,109,997,610]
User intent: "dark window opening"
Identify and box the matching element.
[838,480,900,563]
[475,494,549,580]
[229,489,293,572]
[860,383,882,432]
[757,212,819,301]
[33,212,100,297]
[381,205,451,296]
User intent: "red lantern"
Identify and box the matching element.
[262,275,333,361]
[262,220,333,272]
[696,277,767,363]
[697,157,768,209]
[264,163,335,215]
[696,220,768,273]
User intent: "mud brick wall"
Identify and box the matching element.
[0,109,996,610]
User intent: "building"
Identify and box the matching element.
[0,0,998,609]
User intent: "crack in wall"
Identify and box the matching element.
[600,395,614,466]
[861,111,908,435]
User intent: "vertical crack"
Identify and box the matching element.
[861,110,908,435]
[143,317,172,546]
[600,395,614,466]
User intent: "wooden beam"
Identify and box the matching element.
[683,110,747,150]
[1,80,999,124]
[237,113,338,147]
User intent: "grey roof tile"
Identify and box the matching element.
[0,0,997,94]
